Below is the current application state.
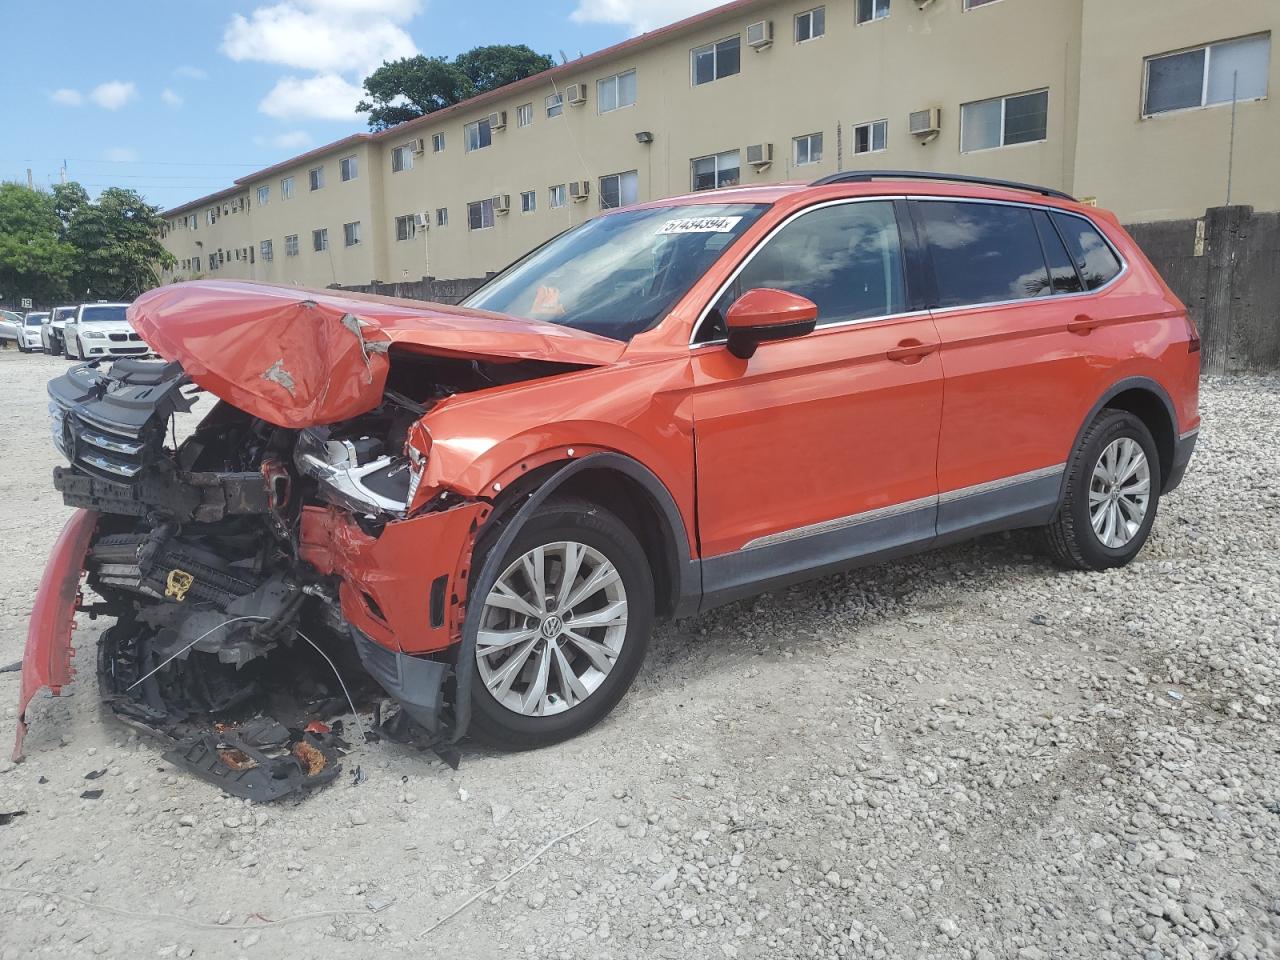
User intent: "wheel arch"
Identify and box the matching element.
[1061,377,1178,499]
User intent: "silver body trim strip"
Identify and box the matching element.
[741,463,1067,551]
[1178,427,1200,442]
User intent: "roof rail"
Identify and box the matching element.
[810,169,1075,202]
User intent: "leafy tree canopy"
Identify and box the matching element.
[357,44,555,131]
[0,183,76,304]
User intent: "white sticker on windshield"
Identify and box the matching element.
[657,216,743,235]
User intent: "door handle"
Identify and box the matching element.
[886,339,938,363]
[1067,314,1102,335]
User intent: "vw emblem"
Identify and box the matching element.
[540,615,564,638]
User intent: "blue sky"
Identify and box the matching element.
[0,0,720,211]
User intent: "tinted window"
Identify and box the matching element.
[1033,210,1082,294]
[1052,213,1122,290]
[703,201,905,340]
[917,201,1050,307]
[80,305,128,323]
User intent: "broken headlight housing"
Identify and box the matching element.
[294,427,412,519]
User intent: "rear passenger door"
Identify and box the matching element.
[912,199,1126,537]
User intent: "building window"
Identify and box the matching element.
[260,239,273,262]
[339,155,358,181]
[599,170,639,209]
[961,89,1048,151]
[549,183,567,209]
[395,215,416,241]
[430,132,444,153]
[795,7,825,42]
[281,176,295,200]
[965,0,1002,7]
[312,228,328,252]
[794,132,823,165]
[343,221,361,246]
[691,150,740,191]
[392,144,415,172]
[436,207,449,227]
[853,119,888,153]
[692,36,741,86]
[597,69,637,113]
[207,206,218,225]
[309,166,324,191]
[464,118,493,152]
[192,255,201,271]
[285,234,299,257]
[468,199,495,230]
[856,0,889,24]
[546,93,564,117]
[257,185,270,206]
[520,190,536,213]
[1143,34,1270,117]
[517,103,533,127]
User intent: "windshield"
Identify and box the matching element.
[81,305,128,323]
[464,203,767,340]
[27,314,48,326]
[53,307,76,322]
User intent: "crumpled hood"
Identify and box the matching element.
[128,280,626,428]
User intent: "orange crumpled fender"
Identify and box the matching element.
[13,509,98,761]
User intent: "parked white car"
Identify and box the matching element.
[17,312,47,352]
[41,305,78,356]
[63,303,149,360]
[0,310,21,348]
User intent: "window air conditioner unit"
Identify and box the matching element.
[493,194,511,214]
[412,138,425,154]
[909,107,942,137]
[747,20,774,49]
[566,83,587,105]
[488,110,507,130]
[414,213,429,228]
[569,180,590,201]
[746,142,774,168]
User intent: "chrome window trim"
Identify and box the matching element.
[688,194,1128,348]
[1178,427,1200,442]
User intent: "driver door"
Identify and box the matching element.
[689,199,943,607]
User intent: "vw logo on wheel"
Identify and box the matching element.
[540,615,564,638]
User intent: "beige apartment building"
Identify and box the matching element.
[159,0,1278,289]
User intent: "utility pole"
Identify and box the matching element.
[1226,71,1238,206]
[26,168,33,189]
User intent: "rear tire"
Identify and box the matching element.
[1045,409,1160,571]
[468,496,654,750]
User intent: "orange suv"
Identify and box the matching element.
[20,171,1199,760]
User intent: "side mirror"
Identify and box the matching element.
[724,288,819,360]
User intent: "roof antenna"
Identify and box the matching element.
[558,50,569,65]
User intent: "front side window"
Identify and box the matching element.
[313,228,328,252]
[856,0,889,25]
[309,166,324,190]
[796,7,825,42]
[465,201,766,341]
[1051,211,1122,290]
[285,234,298,257]
[260,239,273,262]
[706,200,905,338]
[546,93,564,117]
[961,89,1048,151]
[1144,34,1270,116]
[550,184,567,209]
[794,132,823,165]
[854,119,888,153]
[395,214,416,241]
[343,221,361,246]
[465,118,493,152]
[468,199,495,230]
[691,150,740,191]
[340,155,358,181]
[257,185,270,206]
[915,200,1051,306]
[392,144,414,172]
[436,207,449,227]
[281,176,295,200]
[692,36,741,85]
[521,190,536,213]
[517,103,533,127]
[598,69,637,113]
[599,170,639,209]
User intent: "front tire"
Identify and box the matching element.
[1046,409,1160,571]
[468,497,654,750]
[48,333,63,357]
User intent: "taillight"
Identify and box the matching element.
[1184,313,1201,353]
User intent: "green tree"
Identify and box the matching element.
[64,187,175,300]
[0,182,76,305]
[358,44,555,131]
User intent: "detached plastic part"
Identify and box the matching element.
[162,725,343,803]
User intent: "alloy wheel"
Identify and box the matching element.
[1089,437,1151,549]
[476,541,628,717]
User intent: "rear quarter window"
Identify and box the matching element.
[1051,212,1122,290]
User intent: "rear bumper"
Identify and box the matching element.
[1164,428,1198,495]
[14,509,99,760]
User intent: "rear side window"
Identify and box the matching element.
[915,200,1049,307]
[713,200,906,330]
[1033,210,1083,294]
[1052,212,1122,290]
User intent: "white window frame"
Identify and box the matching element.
[281,176,295,200]
[597,69,637,114]
[432,132,446,152]
[464,118,493,153]
[690,150,741,192]
[308,166,324,191]
[599,170,639,210]
[519,190,537,214]
[853,119,888,154]
[1142,34,1272,119]
[468,198,495,230]
[793,132,823,166]
[549,184,567,209]
[795,7,825,43]
[343,221,361,246]
[257,185,270,206]
[312,228,328,252]
[855,0,890,26]
[546,92,564,117]
[691,35,741,86]
[395,215,416,241]
[964,0,1003,9]
[392,144,414,172]
[516,103,533,127]
[436,207,449,227]
[284,234,298,257]
[339,155,358,182]
[960,88,1049,153]
[260,239,273,262]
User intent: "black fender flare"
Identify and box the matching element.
[1055,375,1179,505]
[449,451,698,743]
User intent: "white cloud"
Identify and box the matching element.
[255,129,314,149]
[569,0,723,33]
[259,73,368,121]
[161,88,184,107]
[50,88,83,106]
[222,2,418,74]
[90,81,138,110]
[173,65,208,80]
[103,147,139,163]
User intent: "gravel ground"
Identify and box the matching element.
[0,348,1277,960]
